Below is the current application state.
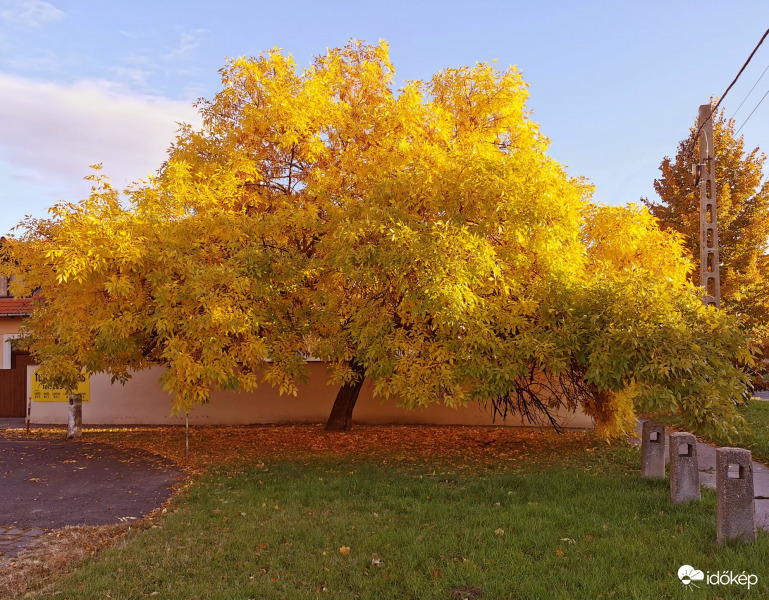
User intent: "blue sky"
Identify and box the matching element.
[1,0,768,236]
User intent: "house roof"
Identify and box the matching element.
[0,297,32,316]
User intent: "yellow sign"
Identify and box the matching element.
[30,370,90,402]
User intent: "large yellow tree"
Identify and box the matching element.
[5,41,753,437]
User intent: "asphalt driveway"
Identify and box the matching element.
[0,438,181,529]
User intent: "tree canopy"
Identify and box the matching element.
[5,41,754,438]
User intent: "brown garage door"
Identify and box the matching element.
[0,351,36,417]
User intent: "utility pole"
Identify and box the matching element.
[697,104,721,308]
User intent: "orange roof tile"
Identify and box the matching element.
[0,298,32,316]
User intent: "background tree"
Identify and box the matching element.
[5,42,754,438]
[644,107,769,337]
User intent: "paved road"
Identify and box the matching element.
[636,420,769,531]
[0,436,181,561]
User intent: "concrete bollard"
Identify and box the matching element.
[716,448,756,544]
[669,432,700,503]
[67,393,82,439]
[641,421,666,478]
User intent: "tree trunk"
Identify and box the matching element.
[325,361,366,431]
[67,393,82,439]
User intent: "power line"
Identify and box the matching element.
[731,62,769,119]
[687,27,769,157]
[735,86,769,136]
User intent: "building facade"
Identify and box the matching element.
[0,275,33,417]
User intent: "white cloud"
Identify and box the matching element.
[164,28,208,60]
[3,49,59,71]
[0,73,201,231]
[108,66,150,87]
[0,0,64,28]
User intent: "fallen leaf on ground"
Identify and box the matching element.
[451,585,483,599]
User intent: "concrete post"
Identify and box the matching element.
[669,432,700,503]
[641,421,665,478]
[698,104,721,308]
[716,448,756,544]
[67,393,82,439]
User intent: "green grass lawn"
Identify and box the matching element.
[25,429,769,600]
[648,399,769,465]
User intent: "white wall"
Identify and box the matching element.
[26,363,594,429]
[0,318,23,369]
